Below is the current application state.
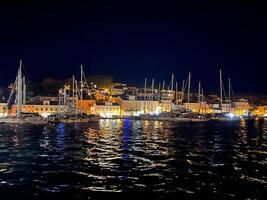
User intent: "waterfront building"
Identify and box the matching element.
[253,105,267,117]
[160,100,172,112]
[95,101,121,118]
[234,98,251,115]
[160,90,175,101]
[110,83,127,96]
[95,89,109,101]
[183,102,212,114]
[76,100,96,115]
[0,104,68,118]
[121,100,161,116]
[0,103,8,117]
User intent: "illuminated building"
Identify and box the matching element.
[183,102,212,114]
[0,103,8,117]
[95,89,109,101]
[110,83,127,96]
[234,98,251,115]
[76,100,96,115]
[121,100,161,116]
[95,101,121,118]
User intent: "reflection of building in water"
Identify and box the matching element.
[140,120,171,157]
[55,123,65,150]
[121,119,131,169]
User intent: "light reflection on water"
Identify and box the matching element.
[0,119,266,198]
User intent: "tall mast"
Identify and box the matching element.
[171,73,174,92]
[158,82,161,101]
[16,59,23,117]
[144,78,147,101]
[63,85,67,106]
[75,79,79,116]
[187,72,191,109]
[162,80,165,90]
[198,81,201,104]
[144,78,147,113]
[80,65,83,116]
[228,77,231,112]
[72,75,75,107]
[202,88,204,103]
[198,81,201,114]
[181,79,185,104]
[151,78,154,101]
[150,78,154,112]
[175,81,178,102]
[23,76,26,105]
[202,88,204,113]
[220,69,223,110]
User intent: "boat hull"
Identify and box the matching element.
[53,116,100,123]
[0,117,48,125]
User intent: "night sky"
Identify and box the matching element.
[0,1,266,94]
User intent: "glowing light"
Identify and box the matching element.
[40,112,51,118]
[228,113,234,118]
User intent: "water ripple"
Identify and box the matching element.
[0,120,266,198]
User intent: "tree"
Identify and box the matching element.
[87,75,114,88]
[41,78,64,95]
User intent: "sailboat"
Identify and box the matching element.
[210,69,240,121]
[140,73,209,122]
[0,60,47,124]
[48,65,99,123]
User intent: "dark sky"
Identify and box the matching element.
[0,1,266,94]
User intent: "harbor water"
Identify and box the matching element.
[0,119,266,199]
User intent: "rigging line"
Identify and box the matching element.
[222,80,227,102]
[230,83,236,102]
[82,69,92,100]
[20,61,33,95]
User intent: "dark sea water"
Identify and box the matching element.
[0,119,267,199]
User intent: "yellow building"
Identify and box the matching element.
[234,99,251,116]
[95,90,109,101]
[121,100,161,116]
[252,106,267,117]
[0,104,68,118]
[0,103,8,117]
[183,102,212,114]
[160,100,172,112]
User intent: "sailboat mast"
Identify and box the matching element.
[202,88,204,113]
[202,88,204,103]
[171,73,174,92]
[144,78,147,101]
[17,60,23,117]
[220,69,223,110]
[198,81,201,104]
[158,82,161,100]
[198,81,201,114]
[23,76,26,105]
[144,78,147,113]
[181,79,185,104]
[151,78,154,101]
[80,65,83,116]
[72,75,75,107]
[175,81,178,102]
[187,72,191,109]
[228,77,231,112]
